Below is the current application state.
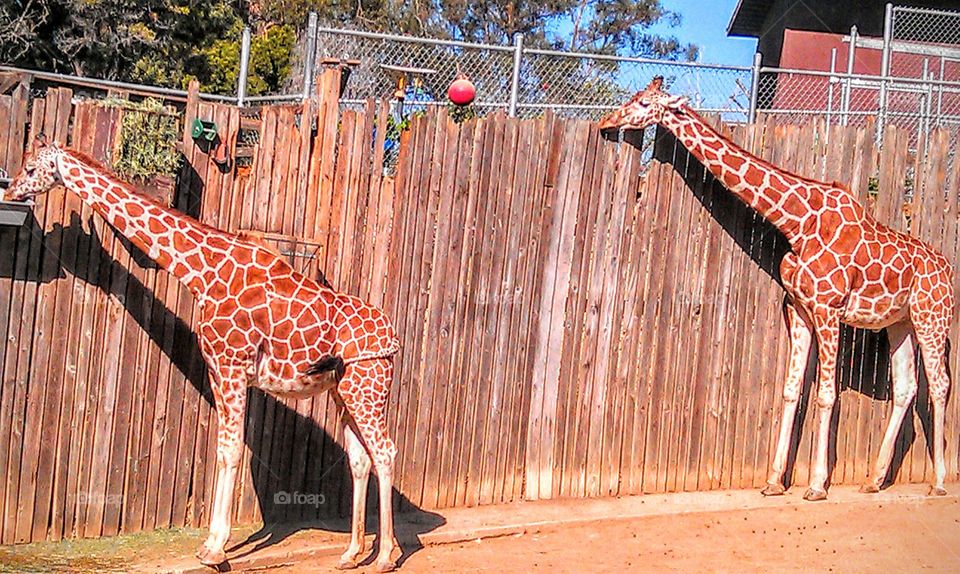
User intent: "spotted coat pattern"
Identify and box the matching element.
[5,142,403,571]
[599,77,955,499]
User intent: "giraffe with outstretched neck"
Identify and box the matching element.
[6,137,403,572]
[598,77,955,500]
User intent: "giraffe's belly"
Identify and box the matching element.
[254,356,338,399]
[841,291,911,330]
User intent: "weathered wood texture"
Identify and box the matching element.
[1,78,958,543]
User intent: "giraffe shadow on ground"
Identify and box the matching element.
[1,210,444,565]
[631,126,937,490]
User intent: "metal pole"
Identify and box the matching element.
[877,3,894,145]
[826,48,837,141]
[508,33,524,118]
[302,12,319,99]
[748,51,762,123]
[843,25,858,126]
[237,27,252,107]
[922,59,930,137]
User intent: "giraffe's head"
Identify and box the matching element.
[597,76,689,134]
[5,135,63,202]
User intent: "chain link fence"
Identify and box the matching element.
[275,5,960,160]
[290,26,753,122]
[754,4,960,156]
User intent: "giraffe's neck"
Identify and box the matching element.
[659,109,819,244]
[57,151,233,297]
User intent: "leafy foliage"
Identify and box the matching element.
[0,1,696,95]
[105,98,182,180]
[447,102,478,124]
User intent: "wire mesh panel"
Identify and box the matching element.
[313,27,515,116]
[304,27,751,122]
[755,69,957,153]
[890,6,960,81]
[888,5,960,152]
[519,50,751,121]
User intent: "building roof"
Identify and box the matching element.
[727,0,775,37]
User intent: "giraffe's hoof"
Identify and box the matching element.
[929,485,948,497]
[761,483,785,496]
[336,559,359,570]
[375,561,398,573]
[859,482,880,494]
[196,544,227,567]
[803,488,828,501]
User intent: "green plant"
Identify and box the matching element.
[447,102,477,124]
[103,98,182,180]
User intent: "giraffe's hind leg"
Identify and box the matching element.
[337,420,372,569]
[917,330,951,496]
[862,323,916,493]
[337,358,400,573]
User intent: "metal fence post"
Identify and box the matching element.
[877,3,894,145]
[302,12,319,99]
[237,27,252,107]
[508,33,524,117]
[748,51,762,123]
[842,25,858,126]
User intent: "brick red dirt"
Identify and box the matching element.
[262,496,960,573]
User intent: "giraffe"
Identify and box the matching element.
[5,136,403,572]
[598,77,955,500]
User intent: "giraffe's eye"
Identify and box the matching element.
[639,98,651,107]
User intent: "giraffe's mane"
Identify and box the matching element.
[681,107,839,192]
[65,149,180,207]
[64,148,255,242]
[64,148,337,293]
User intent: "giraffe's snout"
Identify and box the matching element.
[598,112,623,139]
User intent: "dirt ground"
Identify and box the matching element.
[2,494,959,573]
[264,497,960,574]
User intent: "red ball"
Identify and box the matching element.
[447,77,476,106]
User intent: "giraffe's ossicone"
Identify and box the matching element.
[6,137,404,572]
[600,77,955,500]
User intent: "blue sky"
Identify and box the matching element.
[650,0,758,66]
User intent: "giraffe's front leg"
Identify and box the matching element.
[763,302,812,496]
[805,309,841,501]
[197,369,248,566]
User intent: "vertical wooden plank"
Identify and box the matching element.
[554,124,605,498]
[0,94,47,544]
[524,119,588,499]
[15,88,72,542]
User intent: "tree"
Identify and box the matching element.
[0,0,697,95]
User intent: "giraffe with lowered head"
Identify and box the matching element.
[6,136,403,572]
[598,77,955,499]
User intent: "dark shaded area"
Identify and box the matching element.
[634,125,936,490]
[0,204,442,564]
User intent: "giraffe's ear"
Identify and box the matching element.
[31,133,48,153]
[663,94,689,110]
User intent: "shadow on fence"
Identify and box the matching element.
[0,207,444,559]
[647,124,929,492]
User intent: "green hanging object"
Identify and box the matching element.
[191,118,218,142]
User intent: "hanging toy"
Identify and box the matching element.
[447,74,476,106]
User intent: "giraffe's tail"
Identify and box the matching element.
[306,355,345,380]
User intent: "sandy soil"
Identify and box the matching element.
[2,495,958,573]
[263,497,960,574]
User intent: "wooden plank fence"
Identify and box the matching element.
[0,70,959,543]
